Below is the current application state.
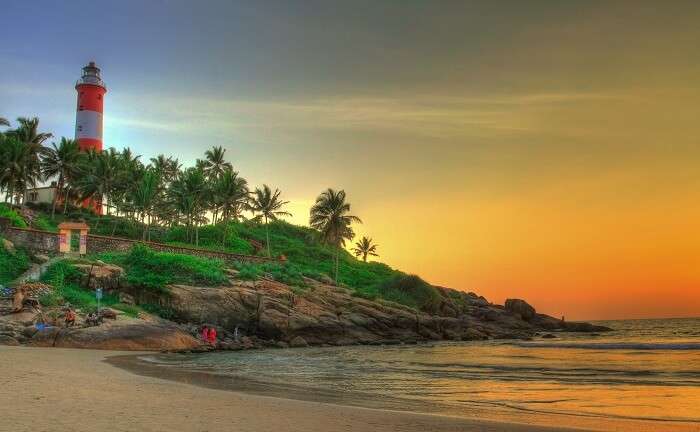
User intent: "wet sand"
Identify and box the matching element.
[0,345,584,432]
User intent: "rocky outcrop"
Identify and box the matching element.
[74,262,124,291]
[163,278,610,346]
[505,299,536,321]
[28,319,200,351]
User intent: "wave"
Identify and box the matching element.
[514,341,700,350]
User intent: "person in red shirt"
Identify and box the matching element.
[201,325,209,342]
[207,326,217,345]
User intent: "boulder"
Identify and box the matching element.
[119,292,135,305]
[2,238,15,254]
[34,254,50,264]
[29,320,200,351]
[0,335,20,346]
[74,263,124,291]
[505,299,536,321]
[289,336,309,348]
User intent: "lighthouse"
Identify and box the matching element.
[75,61,106,152]
[75,61,106,213]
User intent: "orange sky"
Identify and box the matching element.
[3,1,700,319]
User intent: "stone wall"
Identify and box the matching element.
[0,220,274,264]
[2,227,59,254]
[86,234,275,264]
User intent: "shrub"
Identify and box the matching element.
[39,261,120,312]
[119,244,227,293]
[0,240,31,285]
[375,274,443,313]
[0,204,27,228]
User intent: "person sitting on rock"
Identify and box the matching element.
[64,308,76,327]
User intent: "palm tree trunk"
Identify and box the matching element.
[63,187,70,214]
[265,215,271,258]
[51,175,62,220]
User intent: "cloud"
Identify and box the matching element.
[106,90,628,141]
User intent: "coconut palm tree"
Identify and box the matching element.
[309,188,362,283]
[248,185,291,257]
[215,168,249,245]
[41,137,83,219]
[352,236,379,262]
[149,154,181,184]
[0,117,9,127]
[6,117,53,205]
[132,169,160,241]
[0,135,29,205]
[168,167,208,245]
[203,146,232,180]
[74,149,119,215]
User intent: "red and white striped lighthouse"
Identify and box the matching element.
[75,61,106,152]
[75,61,106,213]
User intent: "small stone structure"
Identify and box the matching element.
[57,221,89,255]
[0,217,274,264]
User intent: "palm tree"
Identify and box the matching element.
[6,117,53,206]
[150,154,181,184]
[215,168,249,245]
[132,169,160,241]
[248,185,291,257]
[168,167,208,245]
[203,146,232,179]
[41,138,83,219]
[309,188,362,283]
[0,117,9,127]
[74,149,119,215]
[0,135,28,205]
[352,236,379,262]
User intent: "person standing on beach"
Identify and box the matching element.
[207,326,217,345]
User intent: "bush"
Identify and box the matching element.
[114,244,228,293]
[0,239,31,285]
[374,274,443,313]
[0,204,27,228]
[39,261,120,312]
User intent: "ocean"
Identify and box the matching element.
[140,318,700,431]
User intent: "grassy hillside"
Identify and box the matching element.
[0,238,31,286]
[9,205,448,312]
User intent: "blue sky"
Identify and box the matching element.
[2,1,700,318]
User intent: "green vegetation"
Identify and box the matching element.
[1,115,444,314]
[0,237,31,285]
[0,203,27,228]
[98,243,227,294]
[353,274,442,313]
[38,261,138,317]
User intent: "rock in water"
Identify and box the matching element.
[505,299,536,321]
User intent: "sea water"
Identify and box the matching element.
[144,318,700,431]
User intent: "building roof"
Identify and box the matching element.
[58,222,90,230]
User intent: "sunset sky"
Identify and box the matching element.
[1,1,699,320]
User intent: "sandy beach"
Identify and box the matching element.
[0,346,587,432]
